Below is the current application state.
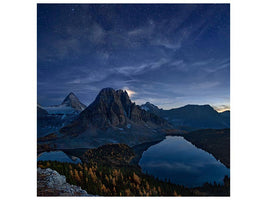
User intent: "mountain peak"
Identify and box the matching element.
[180,104,215,110]
[94,88,131,107]
[61,92,86,111]
[63,92,77,100]
[95,88,116,101]
[60,87,169,136]
[144,102,159,109]
[98,87,116,95]
[97,88,130,98]
[141,102,160,113]
[68,92,75,96]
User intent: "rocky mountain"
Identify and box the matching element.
[45,88,171,148]
[37,167,90,196]
[37,92,86,138]
[61,92,87,111]
[62,88,168,132]
[140,102,162,115]
[141,103,230,131]
[44,92,86,114]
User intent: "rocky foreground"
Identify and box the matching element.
[37,167,92,196]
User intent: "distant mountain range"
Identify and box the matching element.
[141,102,230,131]
[38,88,230,148]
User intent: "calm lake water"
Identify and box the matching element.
[37,151,81,164]
[139,136,230,187]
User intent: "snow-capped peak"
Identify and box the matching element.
[61,92,86,111]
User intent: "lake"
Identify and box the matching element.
[139,136,230,187]
[37,151,82,164]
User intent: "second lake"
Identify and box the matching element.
[139,136,230,187]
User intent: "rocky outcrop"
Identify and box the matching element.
[37,167,91,196]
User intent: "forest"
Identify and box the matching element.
[183,128,230,168]
[37,160,230,196]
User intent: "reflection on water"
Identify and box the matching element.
[139,136,230,187]
[37,151,81,164]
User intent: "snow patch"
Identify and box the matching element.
[141,106,149,111]
[44,105,78,114]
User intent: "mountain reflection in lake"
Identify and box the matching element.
[139,136,230,187]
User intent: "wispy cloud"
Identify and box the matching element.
[115,58,169,76]
[153,38,182,50]
[38,5,230,108]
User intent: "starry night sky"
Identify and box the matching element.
[37,4,230,111]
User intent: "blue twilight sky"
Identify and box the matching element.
[37,4,230,111]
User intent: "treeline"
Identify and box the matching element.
[197,176,230,196]
[38,160,194,196]
[183,128,230,168]
[37,161,229,196]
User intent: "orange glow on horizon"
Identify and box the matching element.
[217,108,230,113]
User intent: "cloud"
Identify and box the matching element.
[88,23,105,44]
[127,19,185,50]
[128,19,155,36]
[169,60,187,71]
[38,37,81,62]
[115,58,169,76]
[67,79,81,84]
[189,81,220,90]
[212,105,230,112]
[122,87,136,98]
[153,38,182,50]
[191,58,230,73]
[38,5,230,108]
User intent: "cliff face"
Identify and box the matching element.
[61,88,169,135]
[37,168,91,196]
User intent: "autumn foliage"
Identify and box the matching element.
[37,160,192,196]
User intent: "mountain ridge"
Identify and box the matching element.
[61,88,170,135]
[141,102,230,131]
[41,88,171,148]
